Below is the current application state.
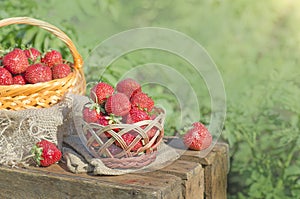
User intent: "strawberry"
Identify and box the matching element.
[90,82,114,104]
[82,104,101,123]
[41,50,63,68]
[13,75,26,85]
[0,68,13,85]
[147,127,158,139]
[125,107,150,124]
[24,47,41,62]
[98,115,110,126]
[125,107,157,139]
[31,140,62,167]
[116,133,143,152]
[25,63,52,84]
[105,93,131,116]
[52,63,72,79]
[183,122,212,151]
[3,48,29,74]
[116,78,141,98]
[130,92,154,112]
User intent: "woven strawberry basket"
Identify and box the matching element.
[77,105,165,169]
[68,78,167,170]
[0,17,86,110]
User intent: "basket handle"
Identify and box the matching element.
[0,17,83,69]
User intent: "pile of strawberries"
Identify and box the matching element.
[82,78,160,155]
[0,47,72,85]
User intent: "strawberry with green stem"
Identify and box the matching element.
[24,47,41,63]
[31,140,62,167]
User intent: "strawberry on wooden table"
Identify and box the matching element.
[183,122,212,151]
[31,140,62,167]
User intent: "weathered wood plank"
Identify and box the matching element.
[0,164,182,199]
[0,142,229,199]
[178,142,229,199]
[158,160,204,199]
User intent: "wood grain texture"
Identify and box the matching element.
[0,142,229,199]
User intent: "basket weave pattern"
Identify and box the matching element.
[80,108,165,169]
[0,17,86,110]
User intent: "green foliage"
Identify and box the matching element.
[0,0,78,60]
[2,0,300,198]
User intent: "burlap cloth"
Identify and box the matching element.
[62,94,180,175]
[0,101,67,167]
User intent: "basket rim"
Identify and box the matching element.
[0,16,83,69]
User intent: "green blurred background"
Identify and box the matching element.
[1,0,300,198]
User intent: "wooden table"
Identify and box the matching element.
[0,142,228,199]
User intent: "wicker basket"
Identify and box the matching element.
[78,107,165,169]
[0,17,86,110]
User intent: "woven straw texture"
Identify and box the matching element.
[0,17,86,110]
[73,97,166,169]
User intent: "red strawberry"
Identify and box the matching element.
[183,122,212,151]
[116,133,143,151]
[0,68,13,85]
[126,107,150,124]
[25,63,52,84]
[97,115,111,139]
[116,78,141,98]
[24,47,41,62]
[13,75,26,85]
[147,127,158,139]
[98,115,110,126]
[82,105,101,123]
[105,93,131,116]
[97,115,121,139]
[130,92,154,112]
[90,82,114,104]
[3,48,29,74]
[52,63,72,79]
[31,140,62,167]
[125,107,157,139]
[41,50,63,68]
